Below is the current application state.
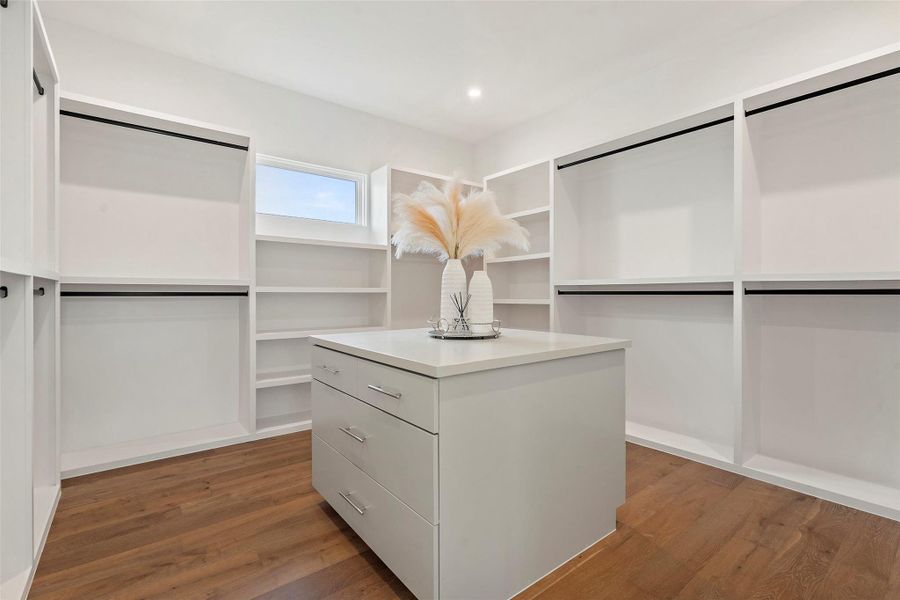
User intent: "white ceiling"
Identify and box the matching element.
[40,1,803,143]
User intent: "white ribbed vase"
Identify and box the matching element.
[440,259,468,325]
[467,270,494,334]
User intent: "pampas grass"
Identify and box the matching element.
[392,179,529,261]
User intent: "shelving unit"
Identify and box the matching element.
[1,3,61,598]
[483,160,553,331]
[57,95,256,480]
[372,165,482,329]
[546,44,900,521]
[253,168,392,434]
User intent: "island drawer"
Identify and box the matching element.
[312,434,438,600]
[311,346,357,396]
[355,357,438,433]
[312,380,438,523]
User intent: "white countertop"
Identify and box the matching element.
[311,328,630,378]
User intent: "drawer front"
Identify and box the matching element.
[311,346,357,396]
[312,434,437,600]
[355,358,438,433]
[312,380,438,523]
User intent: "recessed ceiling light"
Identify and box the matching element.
[467,87,482,99]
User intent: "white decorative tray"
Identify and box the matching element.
[426,318,501,340]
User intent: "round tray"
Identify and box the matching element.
[427,329,501,340]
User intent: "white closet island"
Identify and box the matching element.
[310,328,630,599]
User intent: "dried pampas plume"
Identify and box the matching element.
[392,179,529,261]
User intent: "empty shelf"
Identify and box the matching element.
[256,325,387,341]
[256,368,312,389]
[486,252,551,264]
[255,286,388,294]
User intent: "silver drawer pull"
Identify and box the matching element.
[367,384,402,399]
[339,490,366,515]
[318,364,340,375]
[339,426,366,443]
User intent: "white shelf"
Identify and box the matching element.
[486,253,550,265]
[390,166,481,189]
[256,286,388,294]
[493,298,551,305]
[61,92,251,147]
[0,257,33,277]
[744,454,900,521]
[255,368,312,389]
[742,272,900,288]
[256,325,387,341]
[556,275,734,288]
[626,421,734,467]
[255,413,312,435]
[61,276,251,287]
[61,422,250,478]
[256,235,388,251]
[503,206,551,220]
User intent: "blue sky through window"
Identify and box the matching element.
[256,164,358,224]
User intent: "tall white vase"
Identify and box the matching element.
[440,259,467,325]
[468,270,494,334]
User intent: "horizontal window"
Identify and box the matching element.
[256,157,365,225]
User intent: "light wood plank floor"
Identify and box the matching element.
[30,431,900,599]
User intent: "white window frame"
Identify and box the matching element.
[255,154,368,227]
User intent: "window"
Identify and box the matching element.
[256,156,366,225]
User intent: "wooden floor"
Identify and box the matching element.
[30,432,900,600]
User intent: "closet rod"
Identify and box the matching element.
[556,115,734,171]
[60,110,250,152]
[744,288,900,295]
[61,291,248,298]
[746,65,900,116]
[557,290,733,296]
[33,69,44,96]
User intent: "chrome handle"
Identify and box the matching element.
[367,384,402,399]
[339,491,366,515]
[318,364,340,374]
[339,426,366,443]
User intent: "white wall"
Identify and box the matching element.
[43,18,475,178]
[475,2,900,175]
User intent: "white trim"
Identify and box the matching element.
[255,235,388,251]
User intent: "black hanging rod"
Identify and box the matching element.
[746,66,900,117]
[60,110,249,152]
[557,115,734,171]
[61,291,248,298]
[0,286,7,299]
[744,288,900,295]
[557,289,733,296]
[33,69,44,96]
